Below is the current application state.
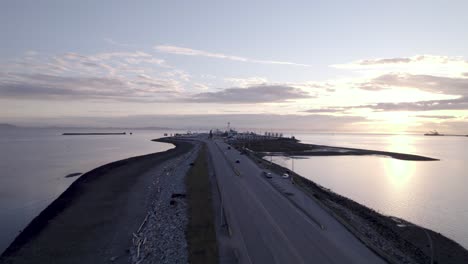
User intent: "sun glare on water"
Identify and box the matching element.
[383,158,415,188]
[383,135,417,188]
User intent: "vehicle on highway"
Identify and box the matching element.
[227,146,231,150]
[282,173,289,179]
[263,171,272,178]
[236,160,240,163]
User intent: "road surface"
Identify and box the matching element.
[204,137,385,264]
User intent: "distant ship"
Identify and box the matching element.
[424,130,444,136]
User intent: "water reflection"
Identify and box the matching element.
[383,158,415,188]
[385,134,416,154]
[268,134,468,249]
[377,135,415,191]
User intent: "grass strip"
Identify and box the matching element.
[185,145,218,264]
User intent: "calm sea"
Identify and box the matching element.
[271,133,468,249]
[2,131,467,253]
[0,128,175,253]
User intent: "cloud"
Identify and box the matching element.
[0,51,190,102]
[154,45,311,67]
[359,57,413,65]
[190,85,311,103]
[333,55,468,69]
[224,77,268,87]
[0,50,317,105]
[364,73,468,95]
[355,97,468,111]
[415,115,456,119]
[320,73,468,112]
[354,73,468,96]
[192,83,210,91]
[332,55,468,85]
[0,51,171,81]
[329,57,468,114]
[155,45,247,61]
[356,82,390,91]
[0,73,181,101]
[0,53,313,104]
[303,107,346,113]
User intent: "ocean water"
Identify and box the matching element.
[0,128,175,253]
[2,131,467,253]
[270,133,468,249]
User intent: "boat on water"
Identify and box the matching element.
[424,130,444,136]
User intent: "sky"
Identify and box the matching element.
[1,0,468,133]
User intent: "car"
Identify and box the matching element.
[227,146,231,150]
[235,160,240,163]
[282,173,289,179]
[263,171,272,178]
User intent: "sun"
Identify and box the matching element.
[364,111,417,133]
[383,112,413,125]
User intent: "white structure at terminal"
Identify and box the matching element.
[211,122,289,141]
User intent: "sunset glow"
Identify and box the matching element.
[1,1,467,133]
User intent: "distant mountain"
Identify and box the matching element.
[131,126,174,130]
[54,126,174,130]
[0,123,18,129]
[0,124,177,130]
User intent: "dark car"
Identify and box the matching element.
[227,146,231,150]
[235,160,240,163]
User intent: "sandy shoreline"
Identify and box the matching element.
[0,138,195,264]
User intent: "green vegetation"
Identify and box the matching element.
[185,146,218,264]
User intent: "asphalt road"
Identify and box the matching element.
[204,137,385,264]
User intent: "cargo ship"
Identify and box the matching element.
[424,130,444,136]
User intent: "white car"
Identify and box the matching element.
[263,171,272,178]
[282,173,290,179]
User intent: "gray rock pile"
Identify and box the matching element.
[130,142,200,264]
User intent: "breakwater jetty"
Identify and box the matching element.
[62,132,127,136]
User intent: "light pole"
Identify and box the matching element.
[291,156,295,172]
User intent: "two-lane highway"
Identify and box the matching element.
[204,137,385,264]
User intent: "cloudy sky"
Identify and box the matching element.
[1,0,468,133]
